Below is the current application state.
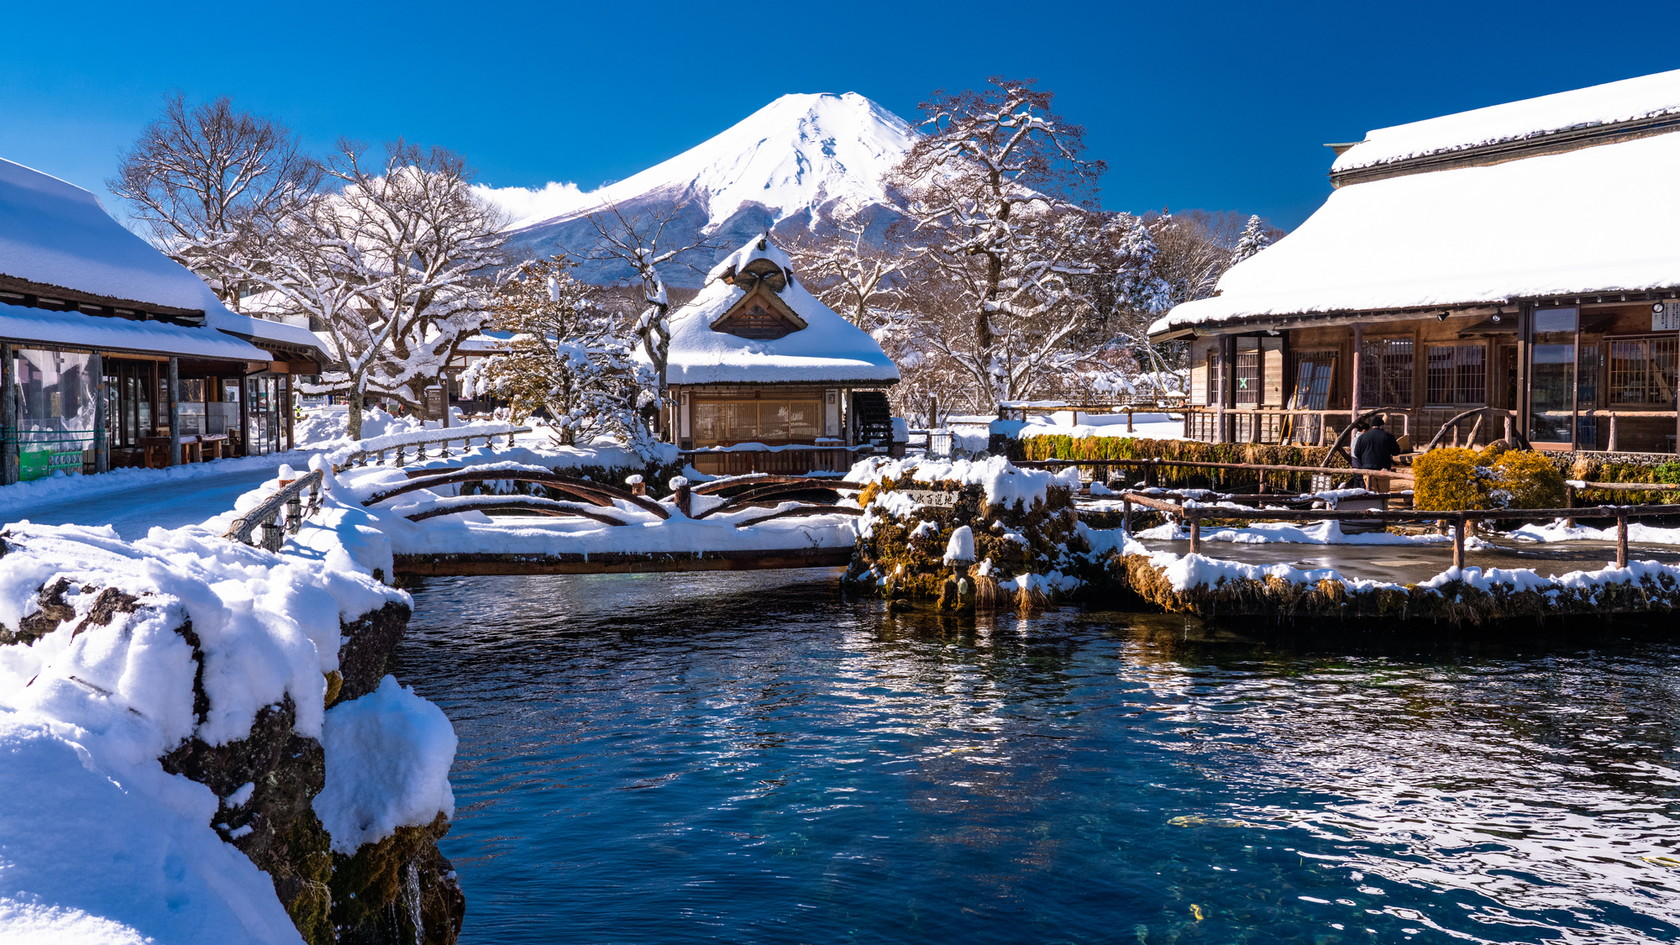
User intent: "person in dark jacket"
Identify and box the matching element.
[1353,415,1401,471]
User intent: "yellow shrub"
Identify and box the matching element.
[1491,451,1566,509]
[1413,447,1491,511]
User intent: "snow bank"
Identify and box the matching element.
[1136,520,1449,546]
[851,455,1081,510]
[1510,518,1680,545]
[0,714,301,945]
[0,519,410,944]
[314,676,456,854]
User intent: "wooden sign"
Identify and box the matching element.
[1654,302,1680,331]
[899,489,958,507]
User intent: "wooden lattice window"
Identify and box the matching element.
[714,302,797,340]
[1359,337,1414,407]
[1608,336,1678,405]
[1204,350,1222,406]
[1234,349,1261,405]
[1425,343,1486,406]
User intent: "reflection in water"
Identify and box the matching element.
[394,572,1680,945]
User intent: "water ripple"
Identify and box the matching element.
[394,571,1680,945]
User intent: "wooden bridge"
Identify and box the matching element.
[224,428,865,577]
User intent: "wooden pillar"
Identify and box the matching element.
[1616,510,1629,569]
[1452,515,1466,570]
[1349,323,1364,428]
[1,343,16,486]
[91,352,108,473]
[239,373,251,456]
[282,375,295,450]
[1220,336,1237,444]
[167,357,181,466]
[1515,306,1532,442]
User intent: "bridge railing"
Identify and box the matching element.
[226,424,532,550]
[224,469,326,552]
[339,424,530,469]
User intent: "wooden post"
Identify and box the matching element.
[1452,514,1466,570]
[1616,510,1629,568]
[167,357,181,466]
[1122,498,1133,535]
[1187,509,1202,555]
[1565,484,1577,528]
[91,352,108,473]
[1349,324,1364,439]
[674,479,693,517]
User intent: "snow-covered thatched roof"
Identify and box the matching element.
[1152,72,1680,338]
[1332,68,1680,173]
[0,157,323,362]
[665,235,898,386]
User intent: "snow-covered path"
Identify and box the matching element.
[0,452,312,540]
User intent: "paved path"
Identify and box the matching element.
[0,452,313,541]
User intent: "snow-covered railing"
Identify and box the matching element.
[224,469,325,552]
[1122,490,1680,570]
[340,424,530,469]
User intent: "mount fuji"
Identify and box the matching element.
[479,92,919,288]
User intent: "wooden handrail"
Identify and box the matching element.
[224,470,325,552]
[341,424,529,468]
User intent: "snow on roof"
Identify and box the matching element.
[706,235,794,282]
[1333,69,1680,172]
[0,158,211,311]
[0,157,326,362]
[1152,129,1680,336]
[666,238,898,386]
[0,299,268,360]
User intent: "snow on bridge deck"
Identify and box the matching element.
[325,459,863,577]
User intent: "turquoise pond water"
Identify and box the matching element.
[394,571,1680,945]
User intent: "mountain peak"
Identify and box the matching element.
[492,92,918,286]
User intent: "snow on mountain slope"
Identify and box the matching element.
[482,92,918,286]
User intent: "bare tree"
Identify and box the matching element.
[110,94,319,310]
[243,141,506,438]
[584,204,713,424]
[888,77,1107,408]
[784,218,901,332]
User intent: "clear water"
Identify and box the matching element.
[394,571,1680,945]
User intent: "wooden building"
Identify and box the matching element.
[0,157,325,483]
[1151,70,1680,455]
[663,236,899,474]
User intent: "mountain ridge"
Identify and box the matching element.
[481,92,919,287]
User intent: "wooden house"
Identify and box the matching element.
[663,235,899,474]
[0,157,325,482]
[1152,69,1680,456]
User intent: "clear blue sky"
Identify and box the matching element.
[3,0,1675,231]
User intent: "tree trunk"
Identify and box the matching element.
[346,386,364,441]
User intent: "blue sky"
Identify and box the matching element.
[3,0,1675,230]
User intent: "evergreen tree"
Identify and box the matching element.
[1231,214,1272,266]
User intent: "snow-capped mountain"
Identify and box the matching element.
[482,92,918,287]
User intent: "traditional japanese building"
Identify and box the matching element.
[663,235,899,474]
[0,157,325,482]
[1152,69,1680,455]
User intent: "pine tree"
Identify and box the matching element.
[1231,214,1272,266]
